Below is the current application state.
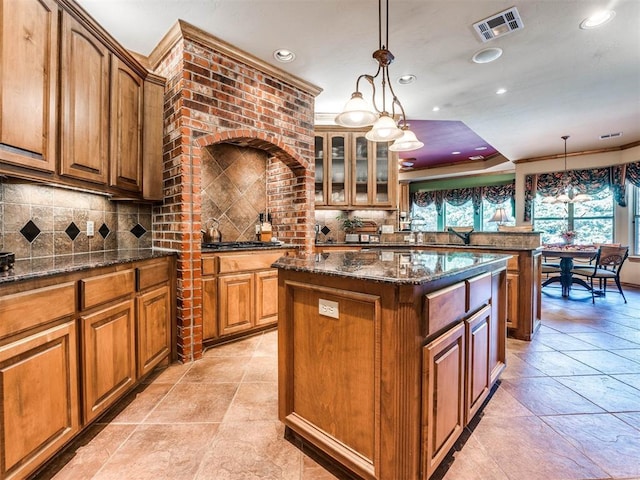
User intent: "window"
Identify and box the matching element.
[533,188,614,244]
[411,202,438,231]
[444,199,474,228]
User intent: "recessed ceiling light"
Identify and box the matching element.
[452,151,461,155]
[400,161,414,167]
[273,49,295,63]
[472,47,503,64]
[475,146,488,151]
[398,74,416,85]
[432,106,440,112]
[496,88,507,95]
[580,10,615,29]
[469,155,485,160]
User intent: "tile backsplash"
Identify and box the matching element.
[0,178,152,260]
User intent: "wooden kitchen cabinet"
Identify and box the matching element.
[0,0,165,200]
[465,305,491,423]
[218,272,254,336]
[0,321,79,480]
[110,56,144,193]
[314,127,398,209]
[81,298,136,423]
[506,272,519,330]
[422,322,465,480]
[0,0,58,173]
[60,11,110,185]
[202,249,293,344]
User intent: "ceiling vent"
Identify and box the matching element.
[599,132,623,140]
[473,7,523,42]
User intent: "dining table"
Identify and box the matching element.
[541,245,599,298]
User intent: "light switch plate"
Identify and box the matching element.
[319,299,339,319]
[86,221,94,237]
[381,225,394,234]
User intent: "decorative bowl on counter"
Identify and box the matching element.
[0,252,15,271]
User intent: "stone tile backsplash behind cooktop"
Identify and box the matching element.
[0,178,152,260]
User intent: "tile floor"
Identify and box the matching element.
[33,284,640,480]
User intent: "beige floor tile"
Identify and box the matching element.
[223,382,278,423]
[501,353,546,379]
[144,383,238,424]
[472,415,608,480]
[243,355,278,383]
[141,361,192,384]
[92,423,218,480]
[513,350,601,376]
[254,330,279,357]
[479,384,534,418]
[554,374,640,412]
[34,424,136,480]
[100,383,173,424]
[194,421,301,480]
[203,335,261,357]
[438,435,509,480]
[564,350,640,374]
[180,355,251,384]
[542,413,640,477]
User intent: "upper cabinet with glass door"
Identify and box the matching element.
[314,128,397,209]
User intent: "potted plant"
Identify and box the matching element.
[337,214,364,233]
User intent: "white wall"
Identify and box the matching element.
[514,145,640,286]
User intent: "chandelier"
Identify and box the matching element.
[542,135,591,204]
[334,0,424,152]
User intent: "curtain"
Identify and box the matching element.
[412,181,515,217]
[523,160,640,221]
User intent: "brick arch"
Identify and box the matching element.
[194,129,311,172]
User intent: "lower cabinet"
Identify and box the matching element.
[137,285,172,377]
[465,305,491,423]
[0,321,79,480]
[0,255,175,479]
[81,299,136,423]
[422,322,466,479]
[203,249,292,343]
[506,272,519,330]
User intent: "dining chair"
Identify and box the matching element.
[570,245,629,303]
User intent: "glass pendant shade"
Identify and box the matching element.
[334,92,378,127]
[389,128,424,152]
[365,114,403,141]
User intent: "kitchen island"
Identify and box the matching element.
[274,249,509,480]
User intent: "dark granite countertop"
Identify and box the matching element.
[273,249,511,285]
[315,242,542,252]
[0,249,176,285]
[201,242,298,253]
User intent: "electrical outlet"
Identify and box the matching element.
[318,299,339,319]
[86,221,94,237]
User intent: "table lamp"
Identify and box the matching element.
[489,207,513,225]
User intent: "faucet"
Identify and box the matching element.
[448,227,474,245]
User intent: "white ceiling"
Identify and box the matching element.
[77,0,640,178]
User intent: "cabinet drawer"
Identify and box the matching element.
[0,282,76,339]
[136,259,170,291]
[80,270,135,310]
[423,282,466,337]
[216,251,288,274]
[466,273,492,313]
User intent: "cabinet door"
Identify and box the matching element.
[203,276,218,340]
[373,141,392,206]
[490,270,507,385]
[506,272,519,329]
[422,322,465,479]
[314,135,327,205]
[327,133,348,206]
[255,269,279,326]
[81,299,136,423]
[142,78,165,201]
[351,134,370,205]
[136,285,171,377]
[110,56,143,193]
[465,305,491,424]
[0,0,58,172]
[218,273,254,336]
[0,321,79,480]
[60,13,110,184]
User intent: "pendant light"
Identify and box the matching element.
[542,136,591,204]
[335,0,423,151]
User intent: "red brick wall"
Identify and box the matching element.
[152,33,316,362]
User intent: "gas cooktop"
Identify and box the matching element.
[201,241,277,250]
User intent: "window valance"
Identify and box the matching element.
[412,182,514,215]
[523,161,640,221]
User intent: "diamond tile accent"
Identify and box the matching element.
[321,225,331,235]
[130,223,147,238]
[20,220,41,243]
[98,223,110,239]
[65,222,81,241]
